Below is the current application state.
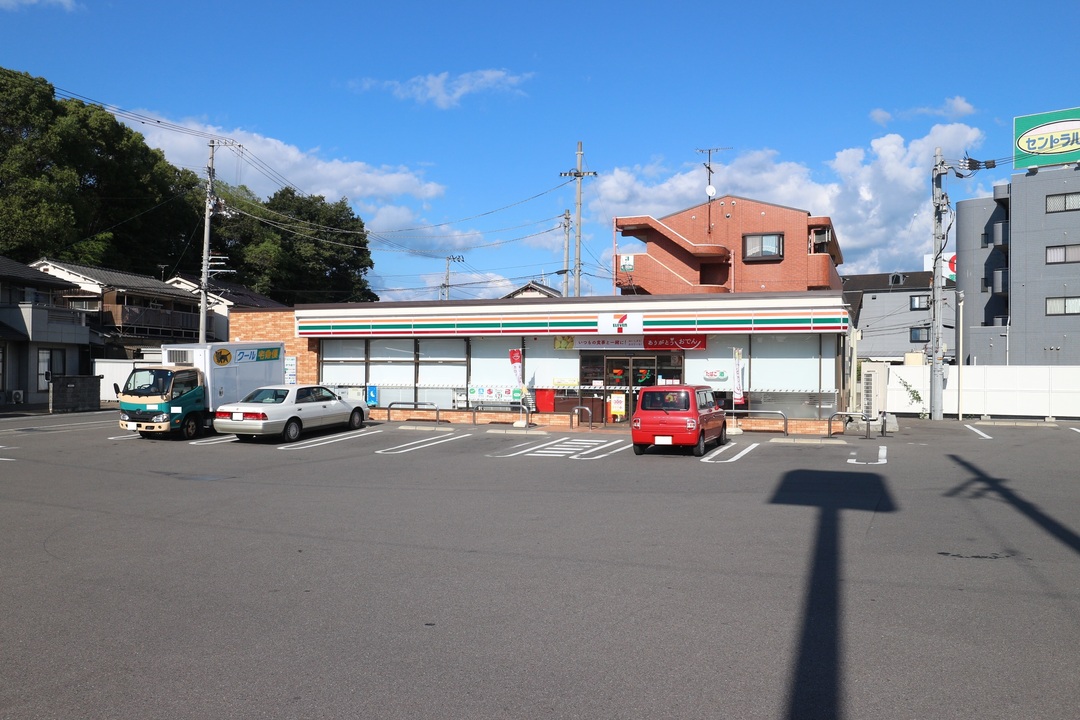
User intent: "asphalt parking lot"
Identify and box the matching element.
[1,411,1079,719]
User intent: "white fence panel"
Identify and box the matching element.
[886,364,1080,419]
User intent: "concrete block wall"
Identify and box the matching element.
[48,375,102,414]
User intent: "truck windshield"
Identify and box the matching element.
[123,369,174,396]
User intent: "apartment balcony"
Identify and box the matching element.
[806,253,841,289]
[613,254,730,295]
[0,303,89,344]
[102,304,205,338]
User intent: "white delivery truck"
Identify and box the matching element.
[114,341,286,439]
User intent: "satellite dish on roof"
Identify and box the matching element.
[706,185,716,198]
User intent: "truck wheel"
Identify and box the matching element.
[178,414,201,440]
[692,432,706,457]
[632,444,646,455]
[348,408,364,430]
[282,418,302,443]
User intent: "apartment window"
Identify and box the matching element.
[744,233,783,260]
[1046,192,1080,213]
[1046,244,1080,264]
[910,327,930,343]
[910,294,930,310]
[1046,296,1080,315]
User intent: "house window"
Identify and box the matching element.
[1046,192,1080,213]
[910,294,930,310]
[743,233,783,260]
[37,348,65,391]
[909,327,930,343]
[1046,296,1080,315]
[1046,244,1080,264]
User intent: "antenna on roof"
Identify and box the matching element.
[696,146,731,234]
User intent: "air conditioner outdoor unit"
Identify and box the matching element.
[10,390,25,404]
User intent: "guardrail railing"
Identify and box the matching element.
[386,401,441,425]
[570,405,593,430]
[725,408,788,436]
[827,411,887,438]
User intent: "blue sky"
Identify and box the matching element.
[2,0,1078,300]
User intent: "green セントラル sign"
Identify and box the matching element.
[1015,107,1080,169]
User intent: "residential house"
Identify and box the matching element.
[0,256,90,405]
[613,196,844,295]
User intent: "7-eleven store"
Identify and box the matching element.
[230,292,851,433]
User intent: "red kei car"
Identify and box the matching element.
[630,384,727,456]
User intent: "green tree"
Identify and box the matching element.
[217,186,377,305]
[0,67,203,271]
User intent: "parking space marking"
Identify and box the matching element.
[108,433,142,440]
[848,445,887,465]
[0,445,16,461]
[1,419,118,436]
[487,437,569,458]
[1070,427,1080,434]
[375,432,470,454]
[279,428,383,450]
[965,425,993,439]
[569,439,633,459]
[700,442,759,463]
[191,435,238,446]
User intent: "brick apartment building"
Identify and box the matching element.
[614,195,844,295]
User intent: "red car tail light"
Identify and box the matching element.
[685,419,697,431]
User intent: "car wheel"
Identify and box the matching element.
[348,408,364,430]
[692,431,706,457]
[235,434,257,443]
[282,418,302,443]
[718,423,727,446]
[178,414,200,440]
[632,443,646,455]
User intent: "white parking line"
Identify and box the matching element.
[190,435,238,445]
[279,428,383,450]
[487,437,568,457]
[108,434,142,440]
[375,433,471,454]
[848,445,887,465]
[700,442,759,463]
[569,439,633,459]
[965,424,993,439]
[1070,427,1080,434]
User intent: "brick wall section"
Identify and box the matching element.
[229,308,320,384]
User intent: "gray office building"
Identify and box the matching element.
[955,163,1080,365]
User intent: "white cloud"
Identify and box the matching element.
[355,69,533,109]
[127,113,444,204]
[593,123,987,276]
[0,0,76,9]
[870,108,892,126]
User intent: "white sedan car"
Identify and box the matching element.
[213,385,366,442]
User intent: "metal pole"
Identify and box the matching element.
[957,292,964,421]
[562,210,571,297]
[930,147,947,420]
[199,140,216,344]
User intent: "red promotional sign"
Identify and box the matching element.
[643,335,707,351]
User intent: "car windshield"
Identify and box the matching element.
[240,388,290,404]
[123,369,173,396]
[641,390,690,411]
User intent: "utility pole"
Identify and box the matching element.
[442,255,464,300]
[930,147,948,421]
[199,139,237,343]
[561,210,571,297]
[560,142,596,297]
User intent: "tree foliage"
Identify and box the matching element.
[0,66,378,305]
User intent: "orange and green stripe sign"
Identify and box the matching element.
[297,310,848,337]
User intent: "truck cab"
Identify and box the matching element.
[116,366,206,439]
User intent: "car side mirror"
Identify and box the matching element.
[113,382,120,397]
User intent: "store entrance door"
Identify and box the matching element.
[604,356,657,424]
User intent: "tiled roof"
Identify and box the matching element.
[174,273,287,308]
[0,256,79,289]
[34,259,199,301]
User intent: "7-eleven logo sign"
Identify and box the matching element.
[601,312,643,335]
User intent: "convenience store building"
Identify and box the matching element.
[230,291,851,434]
